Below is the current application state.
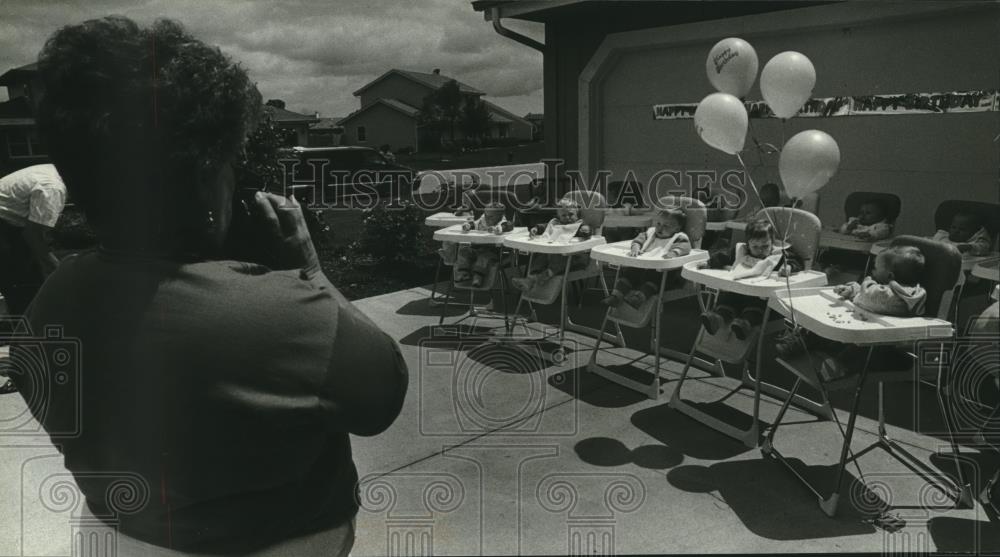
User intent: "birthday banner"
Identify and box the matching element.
[653,90,998,119]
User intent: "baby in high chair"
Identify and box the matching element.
[700,219,804,340]
[932,212,993,256]
[602,207,691,308]
[453,202,514,287]
[838,199,892,241]
[438,203,477,265]
[776,245,928,380]
[511,198,593,292]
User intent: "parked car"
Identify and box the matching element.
[277,146,415,207]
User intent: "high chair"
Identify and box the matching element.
[763,235,974,517]
[587,196,714,399]
[505,190,622,361]
[820,191,902,278]
[436,194,523,332]
[669,207,828,447]
[934,200,1000,325]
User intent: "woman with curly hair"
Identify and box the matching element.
[10,16,407,555]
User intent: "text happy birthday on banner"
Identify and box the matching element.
[653,89,998,119]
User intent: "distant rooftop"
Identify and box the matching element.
[0,62,38,86]
[354,68,484,97]
[263,105,320,123]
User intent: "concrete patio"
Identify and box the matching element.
[1,283,997,555]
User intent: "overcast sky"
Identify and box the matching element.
[0,0,544,118]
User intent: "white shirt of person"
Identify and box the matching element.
[0,164,67,228]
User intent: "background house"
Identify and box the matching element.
[308,117,346,146]
[474,0,1000,238]
[524,112,544,140]
[0,62,48,174]
[263,103,320,146]
[338,68,532,152]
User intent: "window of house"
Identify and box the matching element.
[6,128,47,158]
[498,123,509,139]
[356,126,367,142]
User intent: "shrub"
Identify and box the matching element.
[358,200,432,265]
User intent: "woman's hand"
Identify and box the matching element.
[253,192,321,276]
[629,244,641,257]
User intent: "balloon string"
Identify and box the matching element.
[735,152,777,231]
[736,151,800,331]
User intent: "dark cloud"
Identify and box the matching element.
[0,0,543,117]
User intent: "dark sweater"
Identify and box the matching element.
[13,250,408,553]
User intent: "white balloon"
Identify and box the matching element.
[779,130,841,198]
[694,93,748,155]
[706,38,759,98]
[761,51,816,119]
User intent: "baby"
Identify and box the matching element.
[839,199,892,241]
[438,203,477,265]
[932,212,993,256]
[776,246,928,380]
[453,202,514,287]
[833,245,927,316]
[776,246,927,381]
[603,207,691,308]
[700,219,803,340]
[511,198,592,292]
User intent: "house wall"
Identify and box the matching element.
[587,3,1000,236]
[541,2,856,171]
[359,74,433,109]
[339,104,418,152]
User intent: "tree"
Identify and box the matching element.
[265,99,286,109]
[460,97,492,142]
[418,80,464,145]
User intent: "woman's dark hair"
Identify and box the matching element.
[36,16,261,250]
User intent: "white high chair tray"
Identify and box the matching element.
[962,252,1000,271]
[821,230,876,252]
[434,224,525,245]
[425,212,471,228]
[768,287,953,345]
[704,220,749,232]
[502,231,606,254]
[972,257,1000,282]
[590,242,709,270]
[681,262,827,298]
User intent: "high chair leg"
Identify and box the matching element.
[429,257,445,306]
[933,359,975,507]
[586,265,661,399]
[437,278,453,326]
